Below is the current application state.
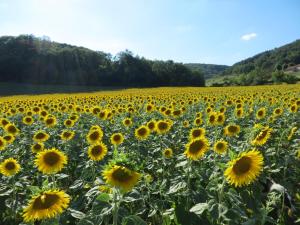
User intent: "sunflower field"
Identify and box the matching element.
[0,85,300,225]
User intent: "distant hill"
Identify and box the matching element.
[208,39,300,86]
[184,63,229,78]
[0,35,205,90]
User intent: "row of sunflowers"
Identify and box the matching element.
[0,85,299,225]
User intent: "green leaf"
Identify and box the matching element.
[167,182,187,194]
[96,193,111,202]
[68,208,86,219]
[122,215,147,225]
[189,203,208,215]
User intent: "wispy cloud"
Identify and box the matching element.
[241,32,257,41]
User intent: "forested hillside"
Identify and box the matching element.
[0,35,205,87]
[185,63,229,78]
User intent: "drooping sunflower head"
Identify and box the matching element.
[4,123,20,136]
[189,128,206,140]
[35,148,68,174]
[288,127,298,141]
[102,165,141,192]
[87,142,108,161]
[31,142,45,153]
[0,136,7,151]
[163,148,173,158]
[251,126,272,146]
[224,124,240,137]
[86,129,103,144]
[155,120,172,134]
[0,158,21,176]
[23,190,70,222]
[184,138,209,160]
[33,131,50,143]
[135,125,150,140]
[110,133,124,145]
[213,140,228,154]
[224,149,264,187]
[60,130,75,141]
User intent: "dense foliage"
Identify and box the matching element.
[184,63,229,78]
[0,35,205,87]
[0,85,300,225]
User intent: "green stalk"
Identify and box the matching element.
[112,188,120,225]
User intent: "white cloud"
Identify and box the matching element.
[241,32,257,41]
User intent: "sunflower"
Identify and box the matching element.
[224,149,264,187]
[35,148,68,174]
[0,136,7,151]
[135,125,150,140]
[87,142,108,161]
[156,120,172,134]
[193,117,203,126]
[33,131,50,142]
[31,142,45,153]
[288,127,297,141]
[64,119,75,127]
[273,107,283,117]
[216,113,226,125]
[102,165,141,192]
[213,140,228,154]
[4,123,20,136]
[3,134,15,144]
[189,128,206,140]
[184,137,209,160]
[44,116,57,128]
[256,107,266,120]
[122,118,132,127]
[0,158,21,176]
[207,112,217,125]
[224,124,240,137]
[251,126,273,146]
[86,129,103,144]
[23,190,70,222]
[290,104,298,113]
[163,148,173,158]
[23,116,34,125]
[60,130,75,141]
[147,120,156,131]
[183,120,190,128]
[110,133,124,146]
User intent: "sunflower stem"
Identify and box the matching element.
[186,159,192,210]
[113,144,118,159]
[112,188,120,225]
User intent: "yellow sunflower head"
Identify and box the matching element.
[31,142,45,153]
[44,116,57,128]
[213,140,228,154]
[288,127,297,141]
[87,142,108,161]
[182,120,190,128]
[60,130,75,141]
[23,190,70,222]
[135,125,150,140]
[189,128,206,140]
[163,148,173,158]
[224,124,240,137]
[0,158,21,176]
[273,107,283,117]
[110,133,124,145]
[102,165,141,192]
[23,116,34,125]
[4,123,20,136]
[184,138,209,160]
[193,117,203,126]
[35,148,68,174]
[33,131,50,143]
[155,120,172,134]
[64,119,75,127]
[0,136,7,151]
[224,149,263,187]
[122,118,133,127]
[256,107,266,120]
[3,134,15,144]
[147,120,156,131]
[251,126,272,146]
[86,129,103,144]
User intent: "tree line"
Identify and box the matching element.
[0,35,205,87]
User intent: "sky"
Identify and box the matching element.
[0,0,299,65]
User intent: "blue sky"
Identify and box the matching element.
[0,0,299,65]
